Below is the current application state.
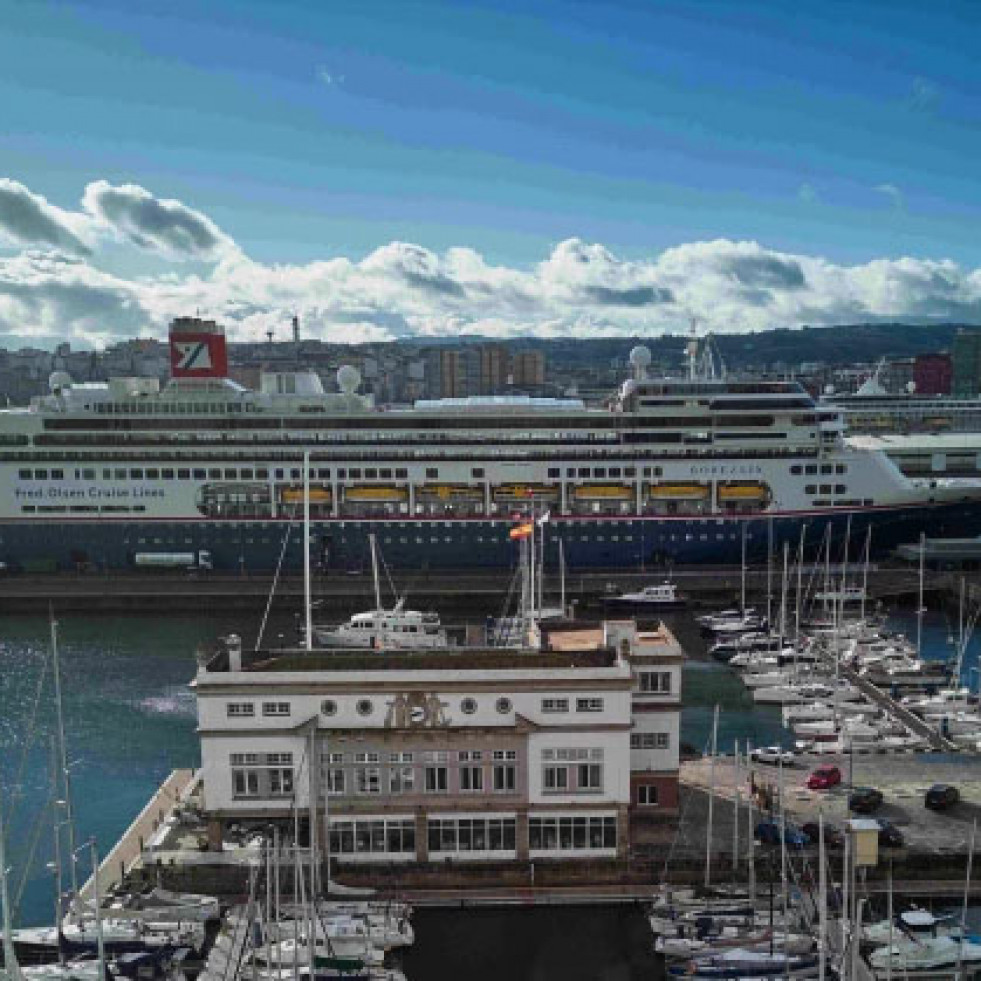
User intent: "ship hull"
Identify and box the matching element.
[0,501,978,572]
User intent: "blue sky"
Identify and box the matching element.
[1,0,981,346]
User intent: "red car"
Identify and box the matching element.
[807,765,842,790]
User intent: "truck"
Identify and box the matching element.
[132,550,213,571]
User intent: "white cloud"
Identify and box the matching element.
[0,176,980,349]
[82,180,238,260]
[316,65,345,86]
[0,179,93,255]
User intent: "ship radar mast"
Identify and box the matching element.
[685,318,726,382]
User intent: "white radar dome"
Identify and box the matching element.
[629,345,652,369]
[336,364,362,394]
[49,370,72,393]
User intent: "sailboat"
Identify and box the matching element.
[311,534,447,649]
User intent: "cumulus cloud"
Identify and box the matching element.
[0,179,92,255]
[82,180,238,260]
[0,176,980,349]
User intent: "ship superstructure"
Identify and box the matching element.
[2,319,980,572]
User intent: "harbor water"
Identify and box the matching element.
[1,603,979,976]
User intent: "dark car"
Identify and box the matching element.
[802,821,844,848]
[849,787,884,814]
[925,784,960,811]
[755,821,809,848]
[877,819,905,848]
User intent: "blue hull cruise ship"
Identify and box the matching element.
[3,318,980,573]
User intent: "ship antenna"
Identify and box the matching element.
[687,317,700,381]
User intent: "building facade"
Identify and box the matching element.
[193,621,682,866]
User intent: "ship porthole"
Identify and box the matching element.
[321,699,338,717]
[496,697,512,715]
[356,698,373,717]
[461,697,477,715]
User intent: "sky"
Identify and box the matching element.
[2,0,981,348]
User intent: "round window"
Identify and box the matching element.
[461,697,478,715]
[496,697,512,715]
[321,699,337,717]
[356,698,373,717]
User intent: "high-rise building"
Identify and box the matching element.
[478,344,509,393]
[510,349,546,388]
[953,330,981,396]
[913,353,952,396]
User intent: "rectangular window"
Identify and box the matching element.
[577,763,603,791]
[395,468,408,478]
[638,785,659,806]
[355,767,381,794]
[543,766,569,792]
[547,468,560,478]
[424,766,448,792]
[390,766,415,793]
[576,697,604,713]
[145,468,159,479]
[638,671,672,694]
[161,468,174,479]
[541,698,569,713]
[326,768,345,795]
[493,764,516,792]
[193,468,206,479]
[328,818,415,855]
[232,769,260,797]
[262,702,290,717]
[459,765,484,792]
[426,467,438,479]
[528,815,616,852]
[226,702,255,717]
[268,768,294,796]
[631,732,670,750]
[177,469,190,479]
[472,467,484,478]
[427,817,516,853]
[130,468,143,479]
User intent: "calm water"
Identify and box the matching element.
[1,603,977,974]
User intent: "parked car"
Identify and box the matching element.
[849,787,884,814]
[755,821,810,848]
[750,746,796,767]
[807,765,842,790]
[925,784,960,811]
[801,821,845,848]
[877,819,905,848]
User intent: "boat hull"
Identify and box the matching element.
[2,502,980,572]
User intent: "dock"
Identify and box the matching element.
[839,665,958,752]
[78,768,198,905]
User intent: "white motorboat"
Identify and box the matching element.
[869,936,981,972]
[667,948,819,980]
[312,535,448,650]
[657,931,814,960]
[742,671,793,690]
[863,908,960,945]
[903,687,976,716]
[926,711,981,737]
[605,582,685,609]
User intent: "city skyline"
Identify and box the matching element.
[2,0,981,348]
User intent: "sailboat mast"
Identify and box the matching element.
[794,525,805,643]
[916,530,926,657]
[860,526,872,624]
[740,523,747,615]
[369,534,382,613]
[303,451,313,652]
[1,784,26,981]
[89,840,107,981]
[704,704,719,888]
[818,812,826,981]
[49,739,65,959]
[766,518,774,627]
[559,538,566,617]
[49,615,79,903]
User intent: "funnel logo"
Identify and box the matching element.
[175,341,211,372]
[169,330,228,378]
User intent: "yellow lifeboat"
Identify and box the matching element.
[573,484,632,500]
[417,484,484,500]
[717,482,770,502]
[343,485,408,502]
[648,483,709,500]
[493,483,558,501]
[280,486,332,504]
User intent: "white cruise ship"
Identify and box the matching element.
[1,317,979,572]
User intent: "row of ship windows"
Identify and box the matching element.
[791,463,847,475]
[17,465,661,482]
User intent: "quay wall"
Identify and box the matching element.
[0,565,922,614]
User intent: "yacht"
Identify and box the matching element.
[604,581,685,609]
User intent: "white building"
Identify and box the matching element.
[193,620,683,865]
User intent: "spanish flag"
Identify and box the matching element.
[509,522,534,540]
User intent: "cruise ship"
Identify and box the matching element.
[2,317,980,573]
